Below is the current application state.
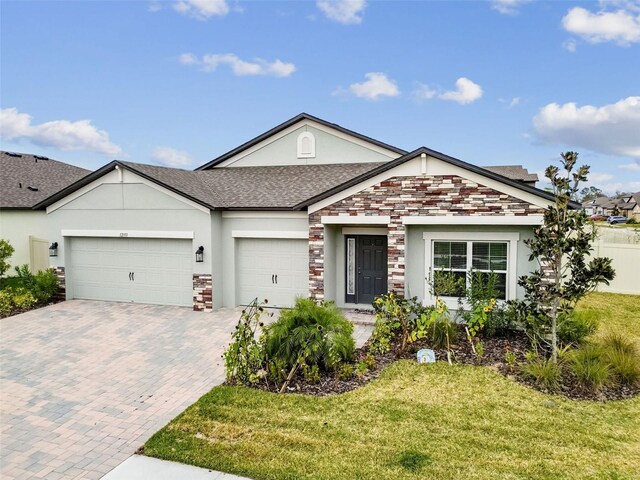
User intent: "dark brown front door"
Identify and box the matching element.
[346,235,387,305]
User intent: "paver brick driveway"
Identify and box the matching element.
[0,300,240,480]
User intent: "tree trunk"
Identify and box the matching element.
[550,254,562,364]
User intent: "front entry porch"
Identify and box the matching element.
[345,235,388,305]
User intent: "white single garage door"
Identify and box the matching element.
[236,238,309,307]
[68,237,193,307]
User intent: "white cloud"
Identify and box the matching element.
[563,39,578,52]
[413,82,436,102]
[148,1,163,13]
[173,0,229,20]
[151,147,193,168]
[619,161,640,171]
[180,53,296,77]
[532,96,640,158]
[317,0,366,24]
[588,172,615,183]
[0,107,122,157]
[562,3,640,46]
[346,72,400,100]
[505,97,521,108]
[597,180,640,194]
[490,0,531,15]
[439,77,483,105]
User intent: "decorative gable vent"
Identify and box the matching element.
[297,131,316,159]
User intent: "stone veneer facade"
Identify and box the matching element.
[193,274,213,312]
[309,175,546,300]
[54,266,66,302]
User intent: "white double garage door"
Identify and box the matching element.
[67,237,308,308]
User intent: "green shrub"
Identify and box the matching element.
[431,314,457,349]
[570,345,610,392]
[355,360,368,379]
[370,313,394,355]
[0,290,12,316]
[302,363,320,384]
[521,355,562,392]
[11,288,37,312]
[363,353,377,371]
[263,298,355,372]
[373,292,425,352]
[33,269,59,303]
[0,239,14,277]
[485,304,518,337]
[558,311,598,346]
[224,300,269,385]
[599,333,640,386]
[336,363,354,380]
[14,264,36,290]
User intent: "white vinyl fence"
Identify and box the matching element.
[592,227,640,295]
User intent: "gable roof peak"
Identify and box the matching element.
[195,112,407,170]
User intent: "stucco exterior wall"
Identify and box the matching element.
[46,169,214,309]
[219,212,308,308]
[0,210,48,271]
[219,124,397,167]
[309,174,545,302]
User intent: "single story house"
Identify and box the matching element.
[0,151,89,272]
[582,196,610,216]
[34,113,565,311]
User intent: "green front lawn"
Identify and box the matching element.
[144,293,640,480]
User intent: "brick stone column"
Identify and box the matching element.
[387,217,405,295]
[309,213,324,300]
[54,266,66,302]
[193,274,213,312]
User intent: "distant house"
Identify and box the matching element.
[33,113,576,311]
[483,165,538,187]
[582,196,610,216]
[619,193,640,221]
[0,151,89,272]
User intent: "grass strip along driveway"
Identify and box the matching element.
[144,293,640,480]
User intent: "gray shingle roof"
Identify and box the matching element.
[121,161,386,209]
[482,165,539,182]
[1,151,90,209]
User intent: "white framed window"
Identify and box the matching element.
[423,231,520,308]
[297,132,316,158]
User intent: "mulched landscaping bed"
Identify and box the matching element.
[244,325,639,401]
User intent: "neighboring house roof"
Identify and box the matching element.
[482,165,539,183]
[0,151,90,209]
[195,112,408,170]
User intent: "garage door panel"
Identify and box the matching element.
[237,238,308,308]
[68,237,193,307]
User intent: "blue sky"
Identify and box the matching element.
[1,0,639,194]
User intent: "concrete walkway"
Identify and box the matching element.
[102,455,251,480]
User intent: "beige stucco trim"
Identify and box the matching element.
[215,119,400,167]
[231,230,308,239]
[341,227,388,235]
[403,215,544,225]
[61,230,195,239]
[321,215,391,225]
[222,211,308,219]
